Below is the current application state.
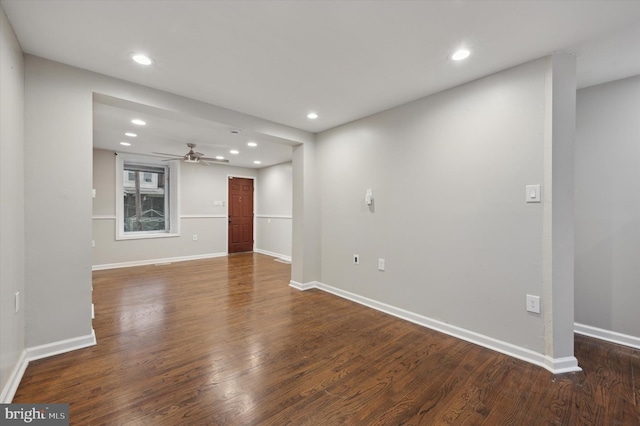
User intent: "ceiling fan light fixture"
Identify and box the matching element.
[152,144,230,165]
[184,151,200,162]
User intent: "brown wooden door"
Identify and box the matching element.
[228,177,254,253]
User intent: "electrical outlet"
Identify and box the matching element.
[526,295,541,314]
[353,254,360,265]
[378,258,385,271]
[193,234,198,241]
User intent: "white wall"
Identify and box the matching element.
[92,148,258,267]
[256,162,292,259]
[24,55,312,349]
[315,56,576,364]
[12,44,583,377]
[24,56,94,348]
[575,75,640,341]
[0,5,25,401]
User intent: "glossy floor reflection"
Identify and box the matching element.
[13,253,640,425]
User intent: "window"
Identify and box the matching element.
[116,156,180,239]
[123,165,166,232]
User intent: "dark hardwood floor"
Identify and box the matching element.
[13,253,640,425]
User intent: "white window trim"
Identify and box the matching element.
[115,155,181,240]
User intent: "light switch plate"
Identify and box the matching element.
[526,185,541,203]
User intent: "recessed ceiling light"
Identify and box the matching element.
[131,119,146,126]
[307,112,319,119]
[120,142,131,146]
[247,142,257,147]
[254,161,262,165]
[215,156,225,160]
[125,132,137,137]
[230,150,239,155]
[132,53,153,65]
[451,49,470,61]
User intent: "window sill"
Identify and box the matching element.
[116,232,180,241]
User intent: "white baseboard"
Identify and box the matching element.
[92,252,227,270]
[543,355,583,374]
[0,330,96,403]
[25,330,97,362]
[254,248,292,263]
[292,281,580,375]
[574,323,640,350]
[0,350,28,403]
[289,280,319,291]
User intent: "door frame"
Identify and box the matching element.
[226,174,257,254]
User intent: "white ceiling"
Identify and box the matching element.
[3,0,640,166]
[92,95,296,169]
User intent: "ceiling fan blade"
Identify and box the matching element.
[200,157,230,164]
[152,152,183,158]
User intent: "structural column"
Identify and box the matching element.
[291,141,321,286]
[542,53,580,372]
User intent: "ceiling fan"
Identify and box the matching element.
[153,143,229,164]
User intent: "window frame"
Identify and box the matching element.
[115,155,180,240]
